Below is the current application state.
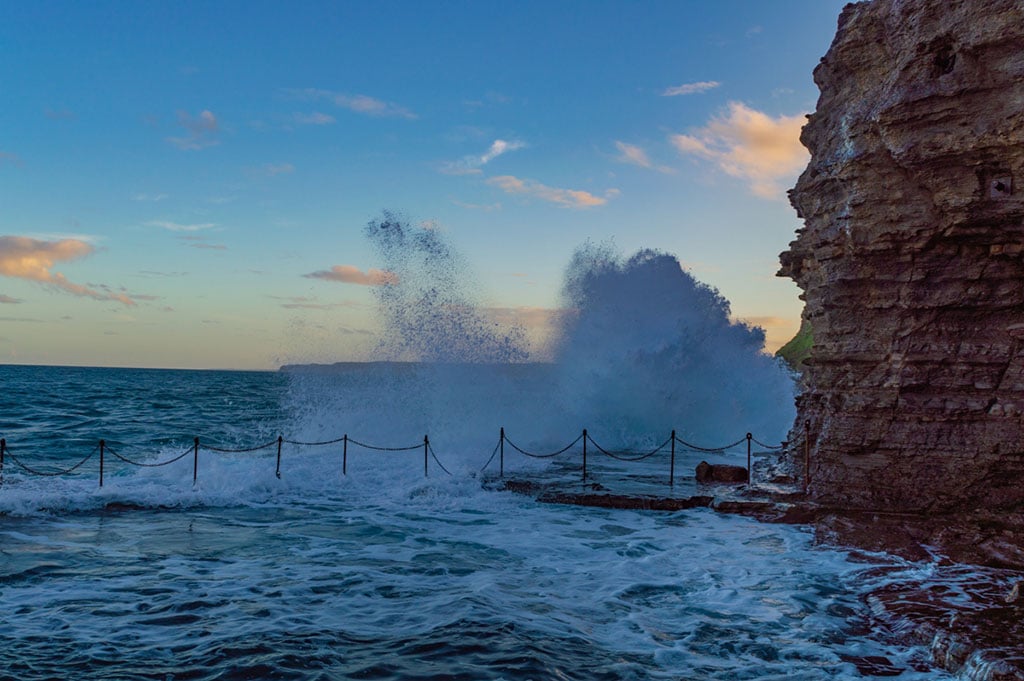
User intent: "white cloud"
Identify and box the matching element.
[303,265,398,286]
[166,110,220,150]
[132,193,168,202]
[440,139,525,175]
[293,111,336,125]
[0,294,23,304]
[289,89,417,120]
[669,101,808,199]
[147,220,216,232]
[486,175,617,209]
[614,141,673,173]
[661,81,720,97]
[0,235,137,305]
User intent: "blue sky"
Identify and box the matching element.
[0,1,847,369]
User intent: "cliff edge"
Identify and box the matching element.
[780,0,1024,512]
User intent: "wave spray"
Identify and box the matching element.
[285,214,795,457]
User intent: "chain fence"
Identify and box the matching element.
[0,424,797,490]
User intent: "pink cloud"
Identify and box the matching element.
[670,101,808,199]
[303,265,398,286]
[486,175,617,209]
[0,235,137,305]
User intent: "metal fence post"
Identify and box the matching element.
[499,427,505,478]
[669,430,675,487]
[193,437,199,486]
[582,428,588,481]
[343,434,348,476]
[746,432,752,484]
[275,435,283,479]
[424,435,429,477]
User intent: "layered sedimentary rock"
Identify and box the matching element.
[780,0,1024,511]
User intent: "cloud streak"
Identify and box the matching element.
[269,295,360,310]
[614,141,672,173]
[303,265,398,286]
[166,110,220,150]
[263,162,294,176]
[662,81,720,96]
[148,220,216,232]
[0,235,136,305]
[178,235,227,250]
[440,139,525,175]
[289,89,416,120]
[670,102,808,199]
[486,175,617,209]
[249,162,295,177]
[0,294,23,304]
[293,111,336,126]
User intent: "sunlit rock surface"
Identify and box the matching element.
[779,0,1024,511]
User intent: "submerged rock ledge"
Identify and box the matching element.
[780,0,1024,512]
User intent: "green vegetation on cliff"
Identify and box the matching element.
[775,320,812,371]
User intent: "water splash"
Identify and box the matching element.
[551,242,795,445]
[286,214,794,453]
[365,211,527,364]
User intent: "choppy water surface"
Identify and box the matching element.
[0,365,961,679]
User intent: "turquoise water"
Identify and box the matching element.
[0,364,951,679]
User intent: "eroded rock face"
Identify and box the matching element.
[780,0,1024,512]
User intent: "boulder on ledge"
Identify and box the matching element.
[695,460,749,484]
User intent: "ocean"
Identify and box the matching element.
[0,363,967,680]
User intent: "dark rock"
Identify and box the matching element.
[711,500,776,514]
[695,460,748,484]
[779,0,1024,512]
[500,479,543,496]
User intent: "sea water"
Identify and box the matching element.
[0,363,957,680]
[0,224,978,678]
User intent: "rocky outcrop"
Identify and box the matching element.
[694,460,749,484]
[779,0,1024,511]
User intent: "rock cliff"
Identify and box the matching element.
[780,0,1024,511]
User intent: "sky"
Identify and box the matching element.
[0,1,849,370]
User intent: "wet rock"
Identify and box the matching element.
[695,460,748,484]
[711,499,776,515]
[779,0,1024,511]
